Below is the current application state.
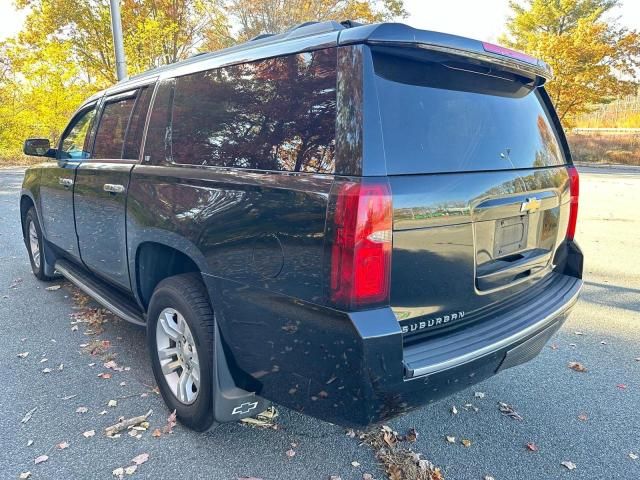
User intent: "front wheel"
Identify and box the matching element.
[147,273,215,431]
[24,207,53,281]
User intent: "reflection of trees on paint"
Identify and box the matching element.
[171,48,337,173]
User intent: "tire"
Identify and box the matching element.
[147,273,215,431]
[24,207,53,281]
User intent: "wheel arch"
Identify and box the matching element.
[134,241,208,310]
[19,194,36,241]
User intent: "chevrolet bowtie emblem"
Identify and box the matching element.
[520,197,541,213]
[232,401,258,415]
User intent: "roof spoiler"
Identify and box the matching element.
[338,23,553,84]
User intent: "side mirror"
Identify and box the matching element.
[24,138,55,157]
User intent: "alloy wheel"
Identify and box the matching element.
[155,307,201,405]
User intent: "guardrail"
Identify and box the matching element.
[572,128,640,134]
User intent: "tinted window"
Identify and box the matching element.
[143,80,174,164]
[93,95,136,159]
[59,106,97,160]
[168,49,337,173]
[123,87,152,160]
[373,52,566,174]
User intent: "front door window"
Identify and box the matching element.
[58,106,97,160]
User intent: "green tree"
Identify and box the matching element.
[501,0,640,125]
[224,0,407,40]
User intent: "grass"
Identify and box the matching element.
[0,155,44,168]
[566,132,640,165]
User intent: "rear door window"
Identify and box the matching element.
[165,48,337,173]
[93,93,137,159]
[372,52,566,175]
[122,87,153,160]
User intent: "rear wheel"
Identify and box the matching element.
[147,273,215,431]
[24,207,53,281]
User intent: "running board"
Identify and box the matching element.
[55,259,146,327]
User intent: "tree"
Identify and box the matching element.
[224,0,407,41]
[501,0,640,125]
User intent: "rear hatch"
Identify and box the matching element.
[370,46,573,344]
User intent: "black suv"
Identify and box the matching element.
[20,21,583,431]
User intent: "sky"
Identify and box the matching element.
[0,0,638,42]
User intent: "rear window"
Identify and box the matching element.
[372,52,566,175]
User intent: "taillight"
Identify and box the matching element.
[567,166,579,240]
[329,179,392,310]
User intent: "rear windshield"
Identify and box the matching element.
[372,52,566,175]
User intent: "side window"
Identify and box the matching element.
[123,87,153,160]
[143,80,175,164]
[93,94,137,159]
[58,106,97,160]
[168,48,337,173]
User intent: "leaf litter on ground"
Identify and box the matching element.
[568,361,588,372]
[358,426,443,480]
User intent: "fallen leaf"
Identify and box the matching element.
[561,461,577,470]
[484,476,496,480]
[42,368,52,374]
[569,343,577,347]
[34,455,48,465]
[120,381,126,386]
[346,429,356,438]
[286,449,296,458]
[76,407,88,414]
[446,436,456,444]
[578,413,588,421]
[163,409,177,434]
[46,285,61,291]
[19,472,31,479]
[131,453,149,465]
[71,325,79,332]
[17,352,29,358]
[474,392,486,399]
[568,362,587,372]
[574,331,584,336]
[461,439,472,447]
[363,475,374,480]
[21,407,37,424]
[617,384,627,390]
[99,410,108,415]
[58,363,64,371]
[600,341,607,345]
[549,343,559,350]
[498,402,523,420]
[27,440,34,447]
[98,372,112,379]
[526,442,538,452]
[57,441,70,450]
[125,465,137,475]
[82,430,95,438]
[112,467,124,478]
[405,427,418,442]
[629,453,639,460]
[40,358,48,363]
[351,461,360,467]
[152,428,161,438]
[108,399,117,407]
[451,406,458,415]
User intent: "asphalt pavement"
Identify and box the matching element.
[1,165,638,480]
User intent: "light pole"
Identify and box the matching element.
[109,0,127,81]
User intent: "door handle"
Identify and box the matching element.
[103,183,125,194]
[58,177,73,187]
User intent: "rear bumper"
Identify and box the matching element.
[347,272,581,426]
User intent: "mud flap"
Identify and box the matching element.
[210,323,270,426]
